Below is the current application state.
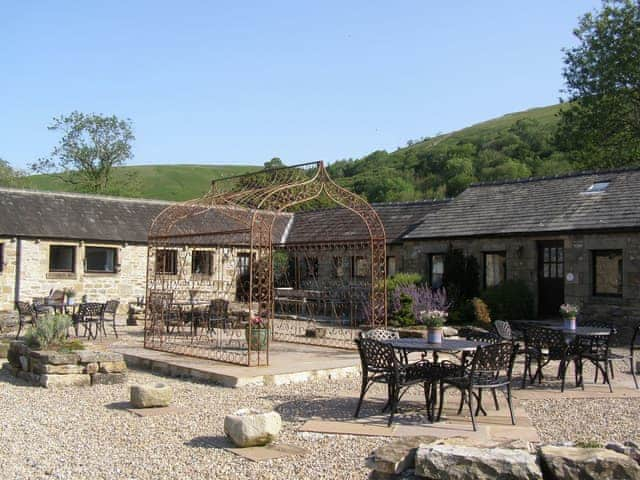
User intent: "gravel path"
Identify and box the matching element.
[0,364,389,480]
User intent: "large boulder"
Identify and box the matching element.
[367,436,438,475]
[224,408,282,447]
[130,383,173,408]
[415,444,542,480]
[539,446,640,480]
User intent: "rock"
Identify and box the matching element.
[29,350,79,365]
[98,361,127,373]
[0,342,9,359]
[605,441,626,454]
[19,355,29,371]
[76,351,98,363]
[93,352,124,363]
[84,362,99,374]
[627,441,640,450]
[91,373,127,385]
[368,436,438,475]
[606,442,640,465]
[415,444,542,480]
[16,370,40,385]
[223,408,282,447]
[539,446,640,480]
[9,341,29,356]
[130,383,173,408]
[443,326,459,337]
[31,362,85,375]
[40,374,91,388]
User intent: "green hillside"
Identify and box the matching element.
[26,164,259,201]
[23,103,568,202]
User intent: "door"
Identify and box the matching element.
[537,241,564,318]
[236,253,250,301]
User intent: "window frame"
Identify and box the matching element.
[483,251,507,289]
[351,256,368,279]
[0,243,3,273]
[85,246,118,274]
[155,249,178,275]
[49,245,76,273]
[428,253,445,289]
[386,256,397,277]
[592,249,623,298]
[191,250,214,276]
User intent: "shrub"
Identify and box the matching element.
[472,298,492,325]
[387,272,423,293]
[390,285,448,323]
[447,299,476,325]
[25,314,72,350]
[392,294,416,327]
[481,280,534,321]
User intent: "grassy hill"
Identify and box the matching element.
[23,103,567,202]
[26,164,259,201]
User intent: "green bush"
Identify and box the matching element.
[447,299,476,325]
[392,293,416,327]
[481,280,534,321]
[387,272,423,293]
[25,314,72,350]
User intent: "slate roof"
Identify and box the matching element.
[284,200,449,245]
[0,188,169,243]
[406,168,640,239]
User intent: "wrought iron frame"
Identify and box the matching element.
[146,161,387,366]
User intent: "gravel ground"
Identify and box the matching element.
[0,364,389,480]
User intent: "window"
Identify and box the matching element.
[332,256,345,278]
[428,254,445,289]
[85,247,117,273]
[484,252,506,288]
[386,256,397,277]
[192,250,214,275]
[155,249,178,275]
[541,246,563,278]
[301,257,319,280]
[351,256,368,279]
[0,243,3,272]
[49,245,76,273]
[593,250,623,296]
[585,181,610,194]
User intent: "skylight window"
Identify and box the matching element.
[585,181,610,193]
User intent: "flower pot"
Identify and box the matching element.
[67,298,75,306]
[427,327,443,344]
[245,327,269,351]
[563,317,577,331]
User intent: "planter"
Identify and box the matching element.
[563,316,577,331]
[245,327,269,351]
[427,328,443,344]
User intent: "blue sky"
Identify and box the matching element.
[1,1,601,170]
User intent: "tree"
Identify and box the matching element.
[264,157,284,169]
[556,0,640,168]
[32,111,136,194]
[0,158,23,187]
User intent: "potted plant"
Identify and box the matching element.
[245,314,269,351]
[421,309,448,344]
[64,288,77,306]
[560,303,578,330]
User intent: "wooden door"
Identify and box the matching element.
[537,241,564,318]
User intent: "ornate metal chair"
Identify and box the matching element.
[575,333,613,392]
[207,299,230,330]
[15,301,36,339]
[607,322,640,389]
[100,300,120,338]
[437,342,518,431]
[354,337,442,425]
[45,289,66,314]
[522,326,581,392]
[72,303,104,339]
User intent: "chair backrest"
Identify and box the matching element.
[463,329,501,344]
[360,328,399,341]
[209,299,229,317]
[492,320,513,340]
[48,289,65,303]
[104,300,119,315]
[355,338,397,373]
[149,291,173,313]
[523,326,567,357]
[79,302,104,318]
[469,341,517,383]
[575,333,610,357]
[15,301,34,316]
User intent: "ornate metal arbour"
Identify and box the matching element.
[146,161,386,366]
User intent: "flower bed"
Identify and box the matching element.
[4,341,127,388]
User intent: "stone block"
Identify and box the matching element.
[0,342,9,359]
[130,383,173,408]
[9,341,29,356]
[76,351,98,363]
[40,373,91,388]
[368,436,438,475]
[30,350,79,365]
[84,362,99,374]
[91,373,127,385]
[98,361,127,373]
[539,446,640,480]
[17,370,40,385]
[19,355,29,371]
[416,445,542,480]
[31,362,85,375]
[224,409,282,447]
[93,352,124,363]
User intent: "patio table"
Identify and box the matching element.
[546,325,611,336]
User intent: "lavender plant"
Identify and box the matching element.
[391,285,448,324]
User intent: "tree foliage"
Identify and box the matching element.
[32,111,138,195]
[556,0,640,168]
[0,158,23,187]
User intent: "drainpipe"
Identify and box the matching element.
[14,237,22,304]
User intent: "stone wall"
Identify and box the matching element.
[0,238,17,311]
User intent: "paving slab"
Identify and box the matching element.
[299,420,397,437]
[226,443,308,462]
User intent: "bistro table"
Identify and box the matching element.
[546,325,611,336]
[384,338,488,421]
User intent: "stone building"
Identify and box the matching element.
[401,168,640,339]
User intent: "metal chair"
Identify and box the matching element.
[15,301,36,339]
[72,303,104,339]
[607,322,640,389]
[354,337,442,425]
[575,333,613,392]
[437,342,518,431]
[101,300,120,338]
[45,289,66,314]
[522,326,581,392]
[207,299,230,330]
